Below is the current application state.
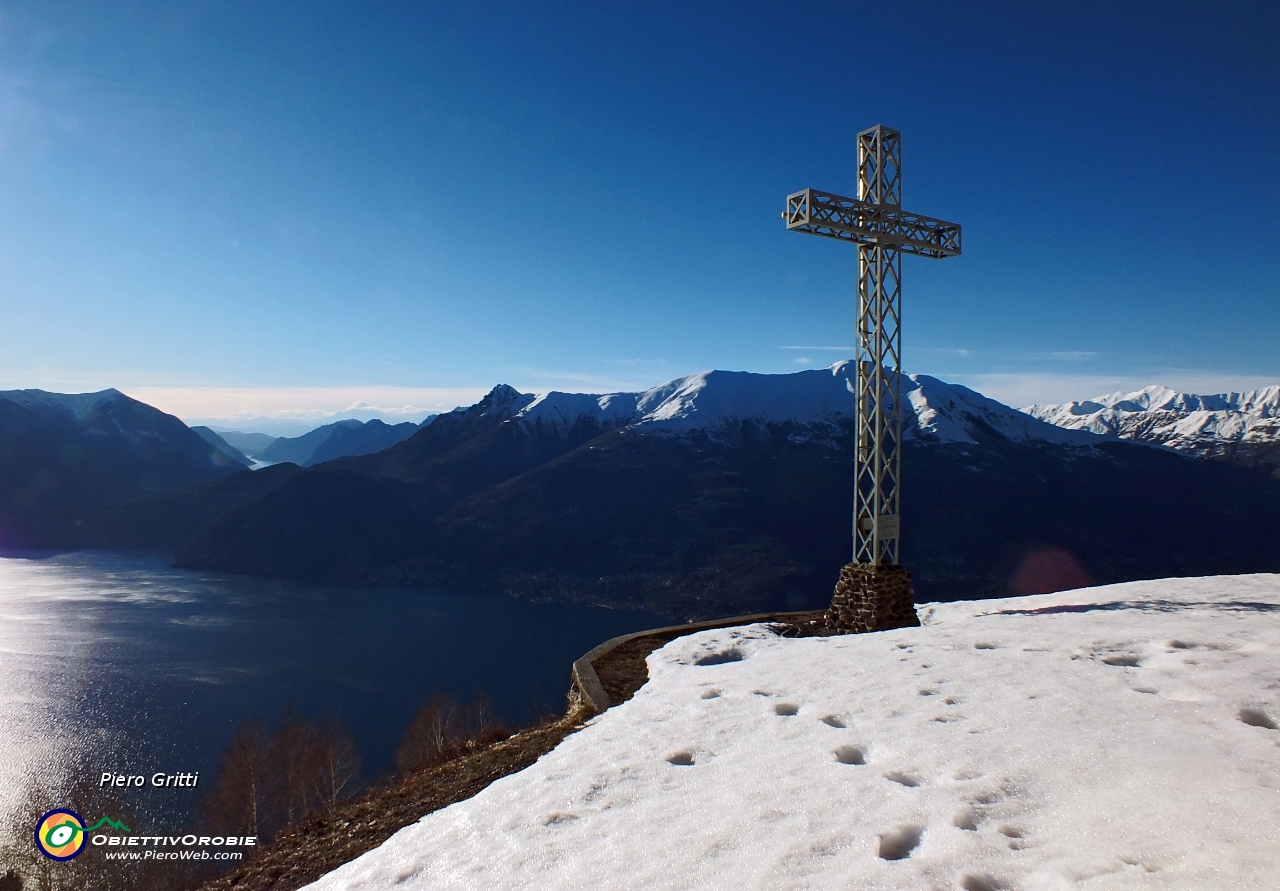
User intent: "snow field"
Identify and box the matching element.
[305,575,1280,891]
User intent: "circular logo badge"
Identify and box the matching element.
[35,809,86,861]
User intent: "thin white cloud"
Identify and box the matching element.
[503,367,673,394]
[914,348,1099,361]
[916,347,973,358]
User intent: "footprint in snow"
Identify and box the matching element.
[1101,654,1142,667]
[694,648,743,666]
[999,825,1027,849]
[540,812,580,826]
[876,825,923,860]
[833,745,865,765]
[1239,708,1278,730]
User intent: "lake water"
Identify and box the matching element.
[0,551,665,830]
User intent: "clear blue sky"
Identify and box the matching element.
[1,1,1276,421]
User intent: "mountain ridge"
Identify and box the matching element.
[161,367,1280,618]
[256,419,420,467]
[1026,383,1280,467]
[10,373,1278,619]
[507,362,1099,447]
[192,426,254,465]
[0,388,248,547]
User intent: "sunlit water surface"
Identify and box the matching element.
[0,551,664,830]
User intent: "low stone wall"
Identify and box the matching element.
[570,563,922,715]
[570,610,825,715]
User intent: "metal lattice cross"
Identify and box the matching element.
[784,125,962,566]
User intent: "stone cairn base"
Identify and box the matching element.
[785,562,920,637]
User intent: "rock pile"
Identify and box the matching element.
[822,562,920,633]
[823,562,920,633]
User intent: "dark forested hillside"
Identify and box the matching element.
[171,412,1280,620]
[0,389,247,548]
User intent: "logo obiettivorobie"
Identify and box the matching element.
[35,809,130,861]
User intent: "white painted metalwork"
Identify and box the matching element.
[784,125,962,564]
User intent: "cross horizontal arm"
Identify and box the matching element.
[784,189,961,258]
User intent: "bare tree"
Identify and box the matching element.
[308,720,362,814]
[203,721,269,839]
[463,690,503,744]
[395,690,505,774]
[264,713,318,828]
[204,712,364,844]
[395,693,459,773]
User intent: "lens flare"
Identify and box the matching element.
[1010,547,1092,596]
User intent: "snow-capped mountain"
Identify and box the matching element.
[0,387,127,415]
[512,362,1097,447]
[1025,384,1280,460]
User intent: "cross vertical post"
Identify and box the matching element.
[854,125,903,566]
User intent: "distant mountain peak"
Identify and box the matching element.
[255,416,422,467]
[472,384,536,419]
[1026,384,1280,460]
[507,363,1096,447]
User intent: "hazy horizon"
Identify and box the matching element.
[6,363,1280,436]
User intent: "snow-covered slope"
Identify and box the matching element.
[0,387,249,467]
[516,362,1097,447]
[306,574,1280,891]
[0,387,131,417]
[1026,385,1280,458]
